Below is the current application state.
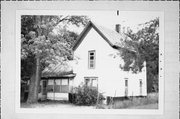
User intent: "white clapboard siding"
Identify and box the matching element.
[73,27,147,97]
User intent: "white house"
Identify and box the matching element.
[72,21,147,98]
[37,21,147,101]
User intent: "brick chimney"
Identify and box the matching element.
[115,24,121,33]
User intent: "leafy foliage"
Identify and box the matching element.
[21,15,89,103]
[21,15,88,78]
[119,18,159,92]
[72,85,104,106]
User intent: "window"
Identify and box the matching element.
[125,78,128,97]
[85,78,91,86]
[92,78,98,87]
[88,50,95,69]
[84,77,98,87]
[62,79,68,85]
[47,80,54,92]
[57,79,69,93]
[139,79,142,87]
[54,80,60,93]
[139,79,142,95]
[47,79,69,93]
[125,79,128,87]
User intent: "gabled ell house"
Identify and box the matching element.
[72,21,147,98]
[37,21,147,101]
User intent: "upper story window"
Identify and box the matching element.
[88,50,95,69]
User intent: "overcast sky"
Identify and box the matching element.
[57,10,160,34]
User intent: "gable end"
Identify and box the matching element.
[72,21,135,53]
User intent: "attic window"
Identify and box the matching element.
[88,50,95,69]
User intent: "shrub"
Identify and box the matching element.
[72,85,104,106]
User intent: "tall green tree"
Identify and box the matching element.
[21,15,88,103]
[118,18,159,93]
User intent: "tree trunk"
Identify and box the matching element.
[27,56,41,103]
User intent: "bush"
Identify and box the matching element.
[72,85,104,106]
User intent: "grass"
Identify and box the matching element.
[129,103,158,109]
[21,100,70,108]
[21,100,95,109]
[21,93,159,109]
[97,93,158,109]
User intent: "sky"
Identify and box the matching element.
[57,10,161,34]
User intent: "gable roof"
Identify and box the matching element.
[72,21,135,52]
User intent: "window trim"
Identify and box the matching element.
[88,50,96,69]
[125,78,128,97]
[47,79,70,93]
[139,79,142,87]
[139,79,143,96]
[84,77,98,87]
[125,78,128,87]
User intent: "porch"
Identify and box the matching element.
[39,74,76,101]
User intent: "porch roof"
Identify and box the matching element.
[41,63,75,78]
[41,73,76,79]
